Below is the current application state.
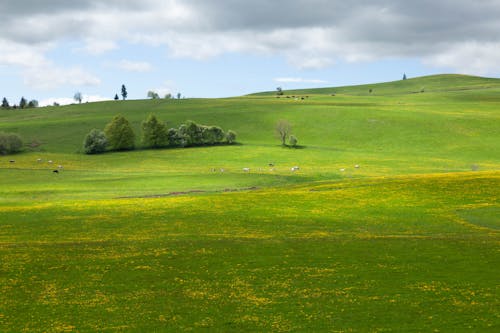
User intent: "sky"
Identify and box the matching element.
[1,0,500,106]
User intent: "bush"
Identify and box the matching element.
[83,129,108,154]
[226,130,237,144]
[0,132,23,155]
[141,114,168,148]
[202,126,225,145]
[289,135,298,147]
[104,115,135,151]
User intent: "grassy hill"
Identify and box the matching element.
[0,74,499,332]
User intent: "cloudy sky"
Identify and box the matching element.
[1,0,500,105]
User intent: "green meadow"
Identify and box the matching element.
[1,74,499,332]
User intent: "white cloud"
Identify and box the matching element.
[115,59,153,72]
[274,77,328,84]
[79,38,118,55]
[23,65,101,90]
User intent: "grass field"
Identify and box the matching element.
[1,74,499,332]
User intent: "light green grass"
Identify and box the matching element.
[0,74,499,332]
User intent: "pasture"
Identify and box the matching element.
[0,74,499,331]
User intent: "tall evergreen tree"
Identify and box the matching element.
[121,84,128,100]
[19,97,27,109]
[1,97,9,108]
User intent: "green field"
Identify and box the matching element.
[1,74,499,332]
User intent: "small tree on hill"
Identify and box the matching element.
[104,115,135,151]
[276,119,291,146]
[0,132,23,155]
[83,129,108,154]
[226,130,237,144]
[121,84,128,100]
[28,100,38,108]
[403,73,407,80]
[114,94,119,101]
[74,92,83,104]
[147,91,160,99]
[141,114,168,148]
[1,97,9,109]
[276,87,284,96]
[19,97,27,109]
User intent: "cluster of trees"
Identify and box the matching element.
[2,97,38,109]
[84,114,237,154]
[147,91,182,100]
[0,132,23,155]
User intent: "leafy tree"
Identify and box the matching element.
[114,94,119,101]
[121,84,128,100]
[74,92,83,104]
[403,73,407,80]
[0,132,23,155]
[179,120,203,146]
[164,93,172,99]
[289,135,298,147]
[28,100,39,108]
[177,93,181,99]
[141,114,168,148]
[276,119,291,146]
[226,130,237,144]
[19,97,27,109]
[276,87,284,96]
[1,97,9,109]
[147,91,160,99]
[104,115,135,151]
[83,129,108,154]
[202,126,225,145]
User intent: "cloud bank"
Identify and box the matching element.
[1,0,500,91]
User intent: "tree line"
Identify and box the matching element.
[1,97,38,109]
[84,114,237,154]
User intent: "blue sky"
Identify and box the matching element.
[1,1,500,106]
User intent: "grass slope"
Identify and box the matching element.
[0,74,499,332]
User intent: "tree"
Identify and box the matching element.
[114,94,119,101]
[275,119,291,146]
[141,114,168,148]
[226,130,237,144]
[1,97,9,109]
[179,120,203,146]
[121,84,128,100]
[176,93,181,99]
[289,135,298,147]
[0,132,23,155]
[164,93,172,99]
[19,97,27,109]
[403,73,407,80]
[28,100,39,108]
[74,92,82,104]
[202,126,225,145]
[104,115,135,151]
[83,129,108,154]
[147,91,160,99]
[276,87,284,96]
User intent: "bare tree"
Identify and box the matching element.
[275,119,291,146]
[74,92,82,104]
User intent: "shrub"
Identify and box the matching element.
[104,115,135,151]
[141,114,168,148]
[226,130,237,144]
[289,135,298,147]
[202,126,225,145]
[83,129,108,154]
[0,132,23,155]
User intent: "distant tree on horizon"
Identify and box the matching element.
[121,84,128,100]
[403,73,407,80]
[74,92,83,104]
[177,93,181,99]
[147,91,160,99]
[28,100,39,108]
[19,97,27,109]
[276,87,284,96]
[1,97,9,109]
[114,94,119,101]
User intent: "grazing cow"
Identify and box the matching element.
[9,160,15,163]
[354,165,360,169]
[58,165,63,169]
[340,168,345,172]
[48,160,53,164]
[37,158,42,162]
[268,163,274,167]
[53,170,59,174]
[220,168,225,173]
[243,168,250,172]
[291,166,300,172]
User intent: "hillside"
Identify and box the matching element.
[0,74,499,332]
[251,74,500,96]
